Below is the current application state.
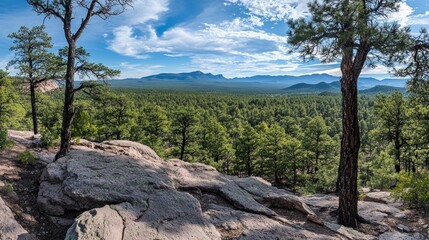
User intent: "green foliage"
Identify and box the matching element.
[59,47,121,81]
[169,107,199,161]
[368,151,397,190]
[394,171,429,209]
[258,123,287,183]
[0,128,13,150]
[72,102,98,140]
[8,82,429,197]
[17,151,38,165]
[301,158,338,194]
[0,70,26,128]
[8,25,61,82]
[92,90,136,141]
[40,128,56,148]
[131,104,169,157]
[303,116,335,173]
[2,181,14,194]
[235,123,259,176]
[287,0,411,65]
[37,92,62,135]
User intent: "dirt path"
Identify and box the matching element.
[0,135,69,240]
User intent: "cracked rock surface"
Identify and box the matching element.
[37,140,398,240]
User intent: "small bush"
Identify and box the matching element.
[2,181,14,194]
[299,160,338,194]
[368,151,397,190]
[0,128,13,150]
[393,171,429,209]
[40,129,55,148]
[17,151,38,165]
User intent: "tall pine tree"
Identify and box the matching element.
[288,0,411,226]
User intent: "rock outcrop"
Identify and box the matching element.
[0,196,34,240]
[35,140,423,240]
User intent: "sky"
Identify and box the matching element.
[0,0,428,79]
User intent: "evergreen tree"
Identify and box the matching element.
[93,90,136,140]
[303,116,335,174]
[170,108,198,161]
[235,123,259,176]
[131,104,169,156]
[374,91,408,173]
[259,123,287,184]
[8,25,62,134]
[284,137,304,189]
[288,0,411,227]
[27,0,132,160]
[0,70,25,129]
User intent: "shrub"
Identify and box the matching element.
[299,161,338,194]
[40,128,55,148]
[0,128,13,150]
[2,181,14,194]
[393,171,429,209]
[17,151,38,165]
[368,151,397,190]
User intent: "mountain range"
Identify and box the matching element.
[107,71,407,93]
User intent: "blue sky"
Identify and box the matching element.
[0,0,428,79]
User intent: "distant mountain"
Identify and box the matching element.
[232,73,339,85]
[284,82,339,93]
[285,82,406,94]
[142,71,226,81]
[107,71,408,93]
[359,85,406,94]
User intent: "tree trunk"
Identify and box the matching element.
[394,138,401,173]
[55,42,76,160]
[274,157,280,184]
[180,128,187,160]
[338,73,360,228]
[30,84,38,134]
[246,152,252,176]
[293,155,297,190]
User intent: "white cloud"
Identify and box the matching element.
[108,17,289,61]
[226,0,311,20]
[388,2,414,26]
[124,0,169,24]
[409,11,429,26]
[189,54,301,77]
[312,65,391,78]
[107,26,152,59]
[118,62,165,78]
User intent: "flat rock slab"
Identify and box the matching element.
[378,231,425,240]
[37,140,379,240]
[363,192,397,204]
[303,194,406,224]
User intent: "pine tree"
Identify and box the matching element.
[235,123,259,176]
[27,0,132,160]
[287,0,411,227]
[374,91,408,173]
[8,25,62,134]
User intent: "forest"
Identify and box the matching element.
[1,73,429,208]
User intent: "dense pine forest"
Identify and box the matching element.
[1,72,428,209]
